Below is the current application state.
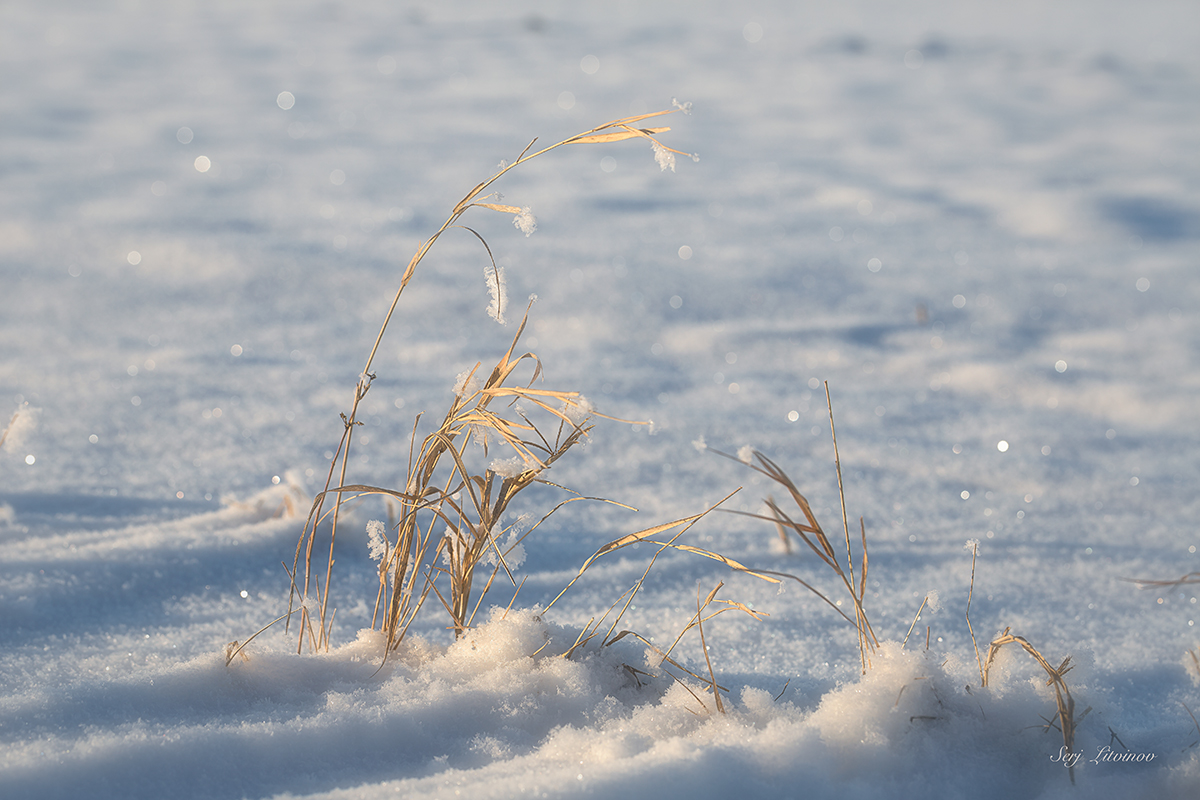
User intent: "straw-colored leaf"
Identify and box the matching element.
[570,126,670,144]
[472,203,523,214]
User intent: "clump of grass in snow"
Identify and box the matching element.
[283,107,695,656]
[544,498,773,713]
[984,628,1085,785]
[705,382,878,673]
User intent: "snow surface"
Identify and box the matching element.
[3,1,1200,798]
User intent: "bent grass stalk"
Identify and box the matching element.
[707,385,878,672]
[288,108,694,654]
[983,628,1081,785]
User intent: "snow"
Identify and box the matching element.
[3,1,1200,798]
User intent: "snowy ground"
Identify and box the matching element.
[3,1,1200,798]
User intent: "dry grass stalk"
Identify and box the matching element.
[1121,572,1200,590]
[295,309,611,653]
[965,540,985,685]
[544,493,769,707]
[1183,702,1200,750]
[602,581,764,714]
[548,489,776,660]
[284,107,692,654]
[902,595,929,649]
[695,582,725,713]
[983,628,1080,785]
[710,386,878,672]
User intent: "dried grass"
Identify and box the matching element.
[283,108,693,656]
[1121,572,1200,590]
[983,628,1082,785]
[709,383,878,672]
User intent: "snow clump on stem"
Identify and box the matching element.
[485,264,507,324]
[652,140,676,172]
[453,369,481,398]
[366,519,388,562]
[513,206,537,236]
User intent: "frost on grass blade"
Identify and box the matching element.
[652,140,676,172]
[366,520,388,562]
[671,97,693,115]
[485,264,508,324]
[562,395,594,426]
[737,445,755,464]
[454,369,481,398]
[489,455,528,478]
[513,206,537,236]
[692,435,708,452]
[484,524,528,570]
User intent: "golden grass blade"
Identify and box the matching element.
[902,596,929,649]
[546,490,739,613]
[696,582,725,714]
[737,566,858,627]
[568,126,671,144]
[965,540,985,685]
[470,203,523,214]
[653,542,781,583]
[824,381,865,672]
[712,598,769,621]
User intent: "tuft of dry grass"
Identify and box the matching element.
[709,383,878,673]
[283,107,695,657]
[983,628,1082,785]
